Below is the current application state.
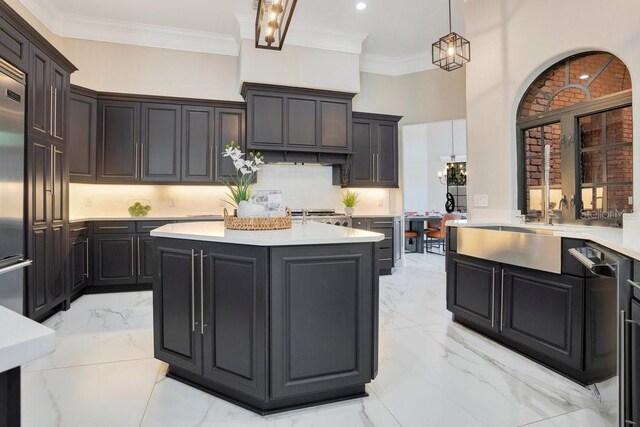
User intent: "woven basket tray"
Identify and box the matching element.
[223,208,292,230]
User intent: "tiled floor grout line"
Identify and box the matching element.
[367,387,404,426]
[516,406,593,426]
[22,356,154,374]
[138,364,163,427]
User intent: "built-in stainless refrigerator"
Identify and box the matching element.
[0,59,31,315]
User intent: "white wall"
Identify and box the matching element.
[465,0,640,222]
[402,120,467,214]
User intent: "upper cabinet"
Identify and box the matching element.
[69,88,97,182]
[242,83,354,154]
[335,112,401,188]
[70,88,247,185]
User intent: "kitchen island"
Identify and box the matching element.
[150,221,384,414]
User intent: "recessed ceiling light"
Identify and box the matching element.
[580,74,590,80]
[356,2,367,10]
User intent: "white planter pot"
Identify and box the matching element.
[345,207,355,216]
[237,201,266,218]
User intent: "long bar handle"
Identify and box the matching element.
[137,237,141,277]
[620,310,627,426]
[70,227,88,232]
[0,260,32,276]
[200,250,207,335]
[500,270,505,332]
[568,248,596,270]
[97,226,130,230]
[53,87,58,137]
[140,143,144,179]
[50,145,55,197]
[191,249,196,332]
[130,237,135,277]
[49,85,54,136]
[84,239,89,278]
[490,267,496,328]
[134,143,139,179]
[627,279,640,292]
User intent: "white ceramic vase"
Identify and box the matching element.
[237,201,266,218]
[345,207,355,216]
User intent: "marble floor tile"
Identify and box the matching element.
[22,358,161,427]
[521,407,616,427]
[140,367,400,427]
[23,292,153,372]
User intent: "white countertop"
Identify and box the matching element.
[449,220,640,261]
[151,221,385,246]
[0,306,55,372]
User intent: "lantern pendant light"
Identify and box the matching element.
[255,0,298,50]
[432,0,470,71]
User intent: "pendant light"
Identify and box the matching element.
[255,0,298,50]
[438,122,466,184]
[432,0,470,71]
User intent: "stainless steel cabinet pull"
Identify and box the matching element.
[627,279,640,292]
[376,153,380,181]
[620,310,627,425]
[490,267,496,328]
[140,143,144,178]
[53,87,58,137]
[191,249,196,332]
[49,85,54,135]
[200,250,207,335]
[135,143,139,178]
[500,270,505,332]
[84,239,89,278]
[71,227,88,232]
[50,145,55,197]
[130,237,135,276]
[98,226,129,230]
[0,260,32,276]
[137,237,141,276]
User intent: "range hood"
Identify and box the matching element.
[262,150,349,166]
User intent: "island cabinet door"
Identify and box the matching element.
[269,244,373,399]
[153,240,202,374]
[200,243,268,400]
[500,266,584,370]
[446,253,500,334]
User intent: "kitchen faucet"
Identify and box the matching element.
[543,145,553,226]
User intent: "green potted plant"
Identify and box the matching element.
[221,141,265,218]
[341,190,359,216]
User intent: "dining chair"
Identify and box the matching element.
[426,212,461,254]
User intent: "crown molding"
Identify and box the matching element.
[235,14,367,55]
[17,0,239,56]
[360,51,437,76]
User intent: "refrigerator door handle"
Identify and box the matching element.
[0,260,32,276]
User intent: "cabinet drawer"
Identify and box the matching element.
[379,247,393,261]
[370,219,394,228]
[136,221,171,233]
[93,221,136,234]
[69,222,89,237]
[370,228,393,240]
[352,219,368,230]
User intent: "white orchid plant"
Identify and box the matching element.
[221,141,264,207]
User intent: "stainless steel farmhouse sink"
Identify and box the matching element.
[456,226,562,273]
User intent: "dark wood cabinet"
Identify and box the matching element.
[28,45,50,137]
[141,103,181,182]
[447,253,500,334]
[137,235,154,283]
[242,83,354,154]
[215,107,246,182]
[182,106,214,182]
[69,89,97,182]
[201,243,268,400]
[92,234,136,286]
[0,14,28,71]
[352,216,400,275]
[97,100,140,182]
[51,62,67,142]
[153,240,202,374]
[501,265,584,369]
[340,112,401,188]
[69,229,89,296]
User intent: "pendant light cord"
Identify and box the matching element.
[448,0,452,33]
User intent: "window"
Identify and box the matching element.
[517,52,632,225]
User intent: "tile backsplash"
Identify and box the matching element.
[70,165,394,219]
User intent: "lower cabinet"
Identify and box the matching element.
[93,234,136,286]
[447,252,613,385]
[352,216,399,275]
[69,234,89,295]
[446,254,500,334]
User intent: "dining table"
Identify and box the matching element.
[404,215,443,253]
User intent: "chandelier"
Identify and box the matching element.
[255,0,298,50]
[432,0,470,71]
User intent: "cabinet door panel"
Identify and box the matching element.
[141,103,181,182]
[249,94,283,147]
[153,240,201,374]
[51,146,65,224]
[319,100,349,151]
[287,97,317,148]
[0,16,28,71]
[27,228,48,318]
[351,120,375,185]
[69,92,97,182]
[93,234,136,285]
[270,244,372,399]
[201,244,267,399]
[376,121,398,186]
[97,101,140,182]
[446,253,500,333]
[50,225,66,304]
[29,140,49,226]
[51,63,67,142]
[215,108,245,182]
[137,236,154,283]
[28,45,51,136]
[501,266,584,369]
[70,237,88,294]
[182,106,214,182]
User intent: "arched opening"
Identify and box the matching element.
[516,51,632,225]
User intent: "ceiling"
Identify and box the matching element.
[17,0,466,75]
